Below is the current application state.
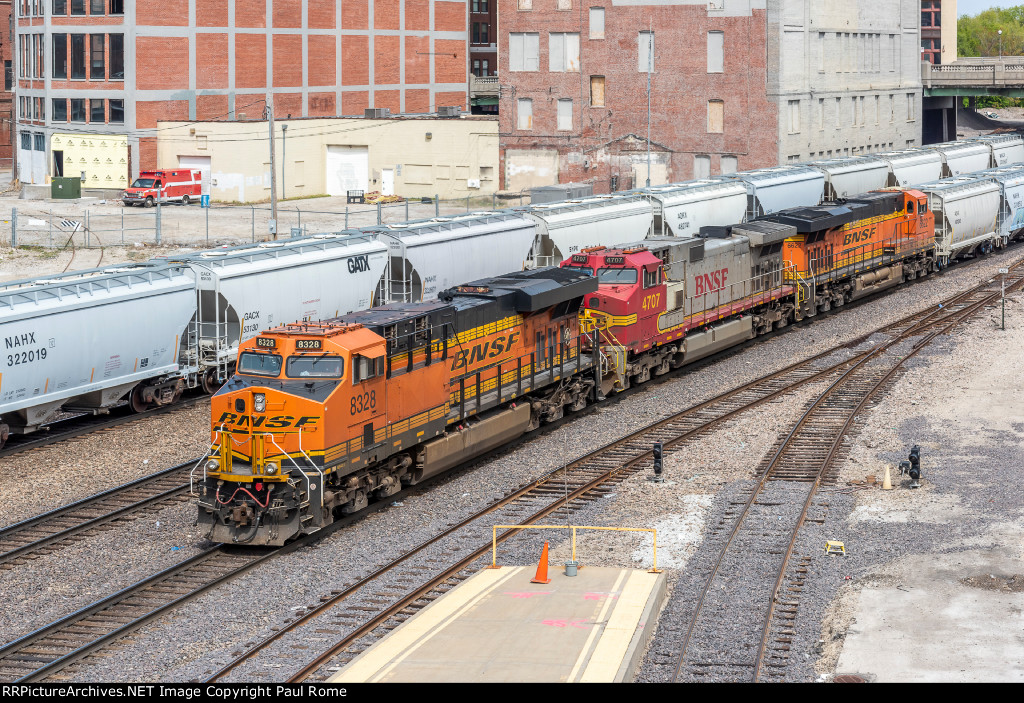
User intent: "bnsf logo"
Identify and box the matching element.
[451,331,521,371]
[216,412,319,428]
[693,268,729,296]
[843,226,877,246]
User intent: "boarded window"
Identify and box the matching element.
[518,0,531,8]
[707,31,723,73]
[557,99,572,131]
[549,33,580,72]
[556,0,570,8]
[509,33,540,71]
[590,76,605,107]
[721,155,737,174]
[638,31,654,73]
[693,155,711,179]
[707,100,723,133]
[590,7,604,39]
[517,98,533,129]
[788,99,799,133]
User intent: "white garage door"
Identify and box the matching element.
[178,155,212,195]
[326,145,368,196]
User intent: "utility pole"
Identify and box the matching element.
[267,101,278,240]
[646,26,652,189]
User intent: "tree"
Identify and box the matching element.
[958,7,1024,58]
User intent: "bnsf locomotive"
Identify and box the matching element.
[198,188,938,544]
[197,268,597,545]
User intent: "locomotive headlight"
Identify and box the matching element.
[265,461,278,475]
[206,459,220,471]
[254,393,266,413]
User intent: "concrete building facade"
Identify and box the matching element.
[14,0,470,188]
[156,115,498,202]
[771,1,924,164]
[499,0,924,192]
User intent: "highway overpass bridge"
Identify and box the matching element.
[922,59,1024,142]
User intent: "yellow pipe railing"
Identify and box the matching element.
[489,524,661,574]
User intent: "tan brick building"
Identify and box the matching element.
[14,0,469,187]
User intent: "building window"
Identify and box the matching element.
[589,8,604,39]
[471,0,488,11]
[788,99,800,133]
[109,98,124,123]
[70,98,86,122]
[109,0,123,13]
[91,34,105,79]
[473,59,481,76]
[707,31,724,73]
[694,155,710,179]
[90,98,104,122]
[517,98,533,129]
[907,93,915,121]
[90,0,103,12]
[556,0,570,9]
[557,98,572,130]
[110,34,124,79]
[590,76,605,107]
[4,61,10,91]
[53,33,67,79]
[721,155,737,175]
[52,98,67,121]
[509,33,540,71]
[71,0,84,14]
[53,0,66,14]
[482,59,489,75]
[639,31,654,73]
[472,22,489,44]
[518,0,531,9]
[707,100,724,133]
[71,34,86,79]
[549,33,580,72]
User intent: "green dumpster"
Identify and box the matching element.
[51,177,81,199]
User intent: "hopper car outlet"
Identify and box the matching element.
[2,137,1024,451]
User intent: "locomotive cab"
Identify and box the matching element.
[197,322,397,545]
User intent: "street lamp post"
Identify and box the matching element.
[999,29,1003,60]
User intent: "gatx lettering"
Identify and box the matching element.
[347,255,370,273]
[216,412,319,428]
[693,268,729,296]
[5,332,36,348]
[450,331,521,371]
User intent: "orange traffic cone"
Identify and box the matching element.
[531,541,552,584]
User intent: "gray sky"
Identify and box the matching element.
[959,0,1024,17]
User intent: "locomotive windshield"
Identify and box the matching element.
[597,267,638,285]
[286,355,344,378]
[130,178,156,188]
[238,352,283,376]
[561,265,594,276]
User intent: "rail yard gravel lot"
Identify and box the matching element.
[0,247,1021,681]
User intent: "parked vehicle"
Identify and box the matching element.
[122,169,202,207]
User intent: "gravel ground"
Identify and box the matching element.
[1,248,1020,682]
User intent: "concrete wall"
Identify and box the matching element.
[940,0,957,64]
[157,116,498,203]
[768,0,924,162]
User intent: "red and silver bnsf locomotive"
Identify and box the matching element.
[198,188,936,544]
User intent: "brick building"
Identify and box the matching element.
[14,0,469,187]
[921,0,956,65]
[499,1,923,192]
[0,1,12,168]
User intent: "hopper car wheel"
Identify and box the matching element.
[181,195,190,206]
[202,370,224,395]
[0,424,8,451]
[129,386,151,414]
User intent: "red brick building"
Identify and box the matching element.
[498,1,778,192]
[0,0,12,168]
[15,0,469,186]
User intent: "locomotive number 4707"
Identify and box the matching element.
[641,293,661,311]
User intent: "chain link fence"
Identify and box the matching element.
[0,191,534,252]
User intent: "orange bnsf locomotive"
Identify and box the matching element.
[197,268,597,545]
[560,188,935,395]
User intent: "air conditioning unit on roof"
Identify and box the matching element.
[438,106,461,118]
[364,108,391,119]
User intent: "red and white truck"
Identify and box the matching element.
[122,169,202,207]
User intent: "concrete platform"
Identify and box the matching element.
[328,565,667,683]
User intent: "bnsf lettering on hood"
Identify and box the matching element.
[693,268,729,296]
[215,413,319,428]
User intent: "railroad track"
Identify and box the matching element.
[0,395,209,459]
[0,459,201,569]
[669,262,1024,683]
[6,262,1020,682]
